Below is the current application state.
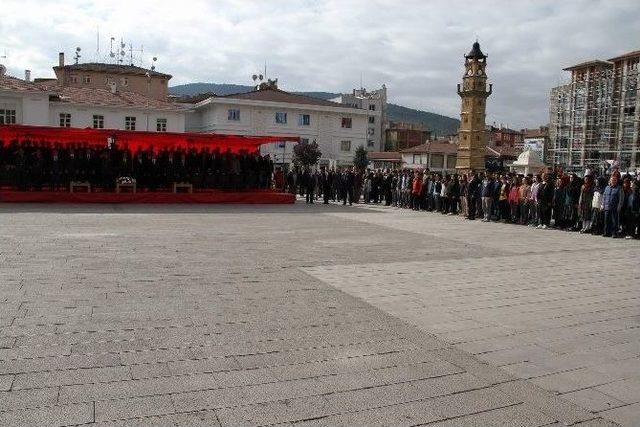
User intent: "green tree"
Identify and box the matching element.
[292,140,322,168]
[353,145,368,171]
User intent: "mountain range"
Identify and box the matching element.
[169,83,460,136]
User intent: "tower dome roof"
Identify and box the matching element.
[465,41,487,59]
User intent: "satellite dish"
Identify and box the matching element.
[0,64,6,75]
[76,47,81,52]
[109,52,115,58]
[258,74,263,80]
[252,74,257,81]
[152,57,157,62]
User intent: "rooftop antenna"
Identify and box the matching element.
[96,26,100,61]
[109,37,116,62]
[118,38,125,64]
[74,47,82,64]
[127,43,144,66]
[360,72,363,90]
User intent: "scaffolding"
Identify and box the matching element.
[549,52,639,172]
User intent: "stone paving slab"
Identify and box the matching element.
[303,204,640,426]
[0,203,632,426]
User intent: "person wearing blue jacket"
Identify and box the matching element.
[602,174,624,237]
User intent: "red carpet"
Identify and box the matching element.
[0,190,295,204]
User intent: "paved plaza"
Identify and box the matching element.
[0,202,638,426]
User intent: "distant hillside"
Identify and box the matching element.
[170,83,460,136]
[386,104,459,137]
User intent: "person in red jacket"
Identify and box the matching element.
[412,170,423,211]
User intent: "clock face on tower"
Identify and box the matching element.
[467,69,473,76]
[476,69,483,76]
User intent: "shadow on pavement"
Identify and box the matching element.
[0,202,383,215]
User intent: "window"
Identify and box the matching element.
[431,154,444,168]
[368,116,375,124]
[227,109,240,121]
[0,109,16,124]
[341,117,352,128]
[125,116,136,131]
[59,113,71,127]
[367,128,375,135]
[341,140,351,152]
[298,114,310,126]
[121,77,128,87]
[367,139,374,147]
[369,104,376,111]
[92,114,104,129]
[156,118,167,132]
[275,112,287,124]
[83,75,91,84]
[447,155,457,169]
[69,75,78,84]
[301,138,310,144]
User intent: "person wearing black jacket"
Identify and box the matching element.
[537,172,554,229]
[320,167,332,204]
[341,169,355,205]
[466,172,481,220]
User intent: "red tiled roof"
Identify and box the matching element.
[222,88,355,108]
[368,151,402,161]
[401,141,458,155]
[522,128,548,138]
[175,92,217,104]
[607,49,640,62]
[0,74,49,93]
[54,63,171,78]
[49,85,186,112]
[563,60,612,71]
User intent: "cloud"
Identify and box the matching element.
[1,0,638,127]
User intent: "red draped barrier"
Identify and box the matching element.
[0,125,299,153]
[0,190,295,204]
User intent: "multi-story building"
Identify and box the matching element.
[0,53,185,132]
[549,49,640,171]
[384,121,431,151]
[52,52,172,101]
[488,125,524,148]
[331,86,387,151]
[185,85,367,168]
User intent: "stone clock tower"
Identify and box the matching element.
[456,41,492,171]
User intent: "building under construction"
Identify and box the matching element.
[549,49,639,172]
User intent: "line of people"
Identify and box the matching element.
[0,140,275,191]
[288,166,640,240]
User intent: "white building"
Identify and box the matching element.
[0,73,51,126]
[331,86,387,151]
[186,87,368,168]
[399,140,458,173]
[0,64,186,132]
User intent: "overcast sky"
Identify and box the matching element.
[2,0,639,127]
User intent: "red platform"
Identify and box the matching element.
[0,190,295,204]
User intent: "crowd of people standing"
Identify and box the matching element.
[288,166,640,240]
[0,140,275,191]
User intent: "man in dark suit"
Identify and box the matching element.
[467,171,481,220]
